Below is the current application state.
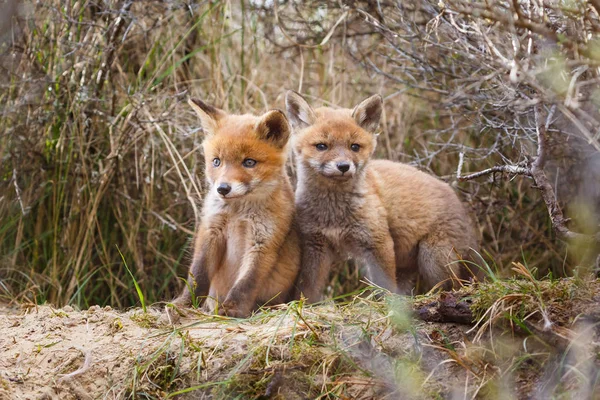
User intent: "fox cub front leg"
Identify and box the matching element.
[173,220,225,307]
[295,233,335,303]
[359,232,398,295]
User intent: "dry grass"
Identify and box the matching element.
[1,1,586,309]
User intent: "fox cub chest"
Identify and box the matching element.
[297,191,373,254]
[205,215,248,301]
[222,216,248,267]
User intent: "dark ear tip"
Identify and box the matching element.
[188,98,216,113]
[366,94,383,105]
[189,97,223,115]
[273,108,289,120]
[265,109,289,123]
[188,97,204,107]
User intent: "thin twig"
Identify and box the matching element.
[12,169,26,215]
[457,165,530,181]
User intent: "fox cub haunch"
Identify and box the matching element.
[173,98,300,318]
[286,91,479,302]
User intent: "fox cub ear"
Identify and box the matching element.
[352,94,383,133]
[285,90,316,130]
[188,98,225,135]
[255,110,291,148]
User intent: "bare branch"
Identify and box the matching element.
[458,164,531,181]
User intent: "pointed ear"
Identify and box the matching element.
[285,90,316,130]
[188,98,225,134]
[352,94,383,133]
[255,110,291,148]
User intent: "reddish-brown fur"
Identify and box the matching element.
[173,99,300,317]
[286,91,479,301]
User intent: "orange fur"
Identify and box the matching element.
[286,91,479,301]
[173,99,300,318]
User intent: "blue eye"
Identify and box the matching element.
[316,143,328,151]
[350,144,360,152]
[213,158,221,167]
[242,158,257,168]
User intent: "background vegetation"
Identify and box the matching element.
[1,0,599,309]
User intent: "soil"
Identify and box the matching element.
[0,303,464,399]
[0,283,599,399]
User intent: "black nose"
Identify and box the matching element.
[217,183,231,196]
[337,162,350,173]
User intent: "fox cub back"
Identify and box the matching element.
[286,91,478,301]
[173,99,300,318]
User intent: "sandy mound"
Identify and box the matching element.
[0,300,460,399]
[1,280,599,399]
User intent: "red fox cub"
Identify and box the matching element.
[173,98,300,318]
[285,91,479,302]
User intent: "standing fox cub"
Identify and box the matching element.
[173,99,300,318]
[285,91,478,301]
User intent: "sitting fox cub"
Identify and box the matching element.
[285,91,478,301]
[173,99,300,317]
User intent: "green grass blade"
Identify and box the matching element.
[116,245,146,313]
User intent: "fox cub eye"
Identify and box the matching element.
[242,158,257,168]
[212,158,221,167]
[315,143,328,151]
[350,143,360,152]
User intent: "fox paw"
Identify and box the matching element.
[217,302,249,318]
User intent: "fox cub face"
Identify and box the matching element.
[285,91,383,182]
[189,99,291,200]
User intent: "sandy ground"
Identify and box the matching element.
[0,304,265,399]
[1,284,598,399]
[1,304,160,399]
[0,302,461,399]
